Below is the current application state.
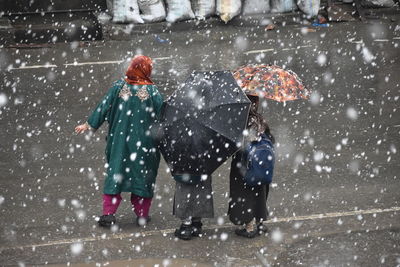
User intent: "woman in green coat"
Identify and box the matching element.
[75,55,163,227]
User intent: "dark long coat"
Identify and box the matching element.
[228,151,269,225]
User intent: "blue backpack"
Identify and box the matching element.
[242,134,275,186]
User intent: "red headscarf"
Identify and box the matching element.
[125,55,154,85]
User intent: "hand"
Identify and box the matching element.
[75,123,90,134]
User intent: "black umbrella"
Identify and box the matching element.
[158,70,251,175]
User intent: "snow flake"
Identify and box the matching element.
[234,36,248,51]
[346,107,358,120]
[129,153,137,161]
[220,232,228,241]
[271,229,283,243]
[0,93,8,107]
[313,151,324,162]
[310,91,321,105]
[70,242,83,256]
[57,199,66,207]
[315,165,322,173]
[317,54,327,66]
[362,47,374,63]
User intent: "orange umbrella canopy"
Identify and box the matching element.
[233,64,310,102]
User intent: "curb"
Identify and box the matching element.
[0,17,15,46]
[0,12,102,47]
[101,12,301,41]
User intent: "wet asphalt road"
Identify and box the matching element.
[0,16,400,266]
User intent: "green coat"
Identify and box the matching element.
[87,79,163,197]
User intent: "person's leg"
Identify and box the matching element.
[131,194,152,226]
[131,194,152,217]
[103,194,122,215]
[99,194,121,227]
[257,184,270,233]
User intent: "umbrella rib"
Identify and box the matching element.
[200,103,250,143]
[162,116,245,144]
[200,124,242,143]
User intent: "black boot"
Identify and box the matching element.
[174,224,194,240]
[98,214,116,227]
[235,228,259,238]
[191,221,203,237]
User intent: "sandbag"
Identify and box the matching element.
[297,0,320,18]
[165,0,195,23]
[138,0,166,22]
[361,0,395,7]
[216,0,242,23]
[271,0,297,13]
[242,0,270,15]
[112,0,144,23]
[191,0,216,19]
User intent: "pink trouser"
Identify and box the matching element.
[103,194,152,217]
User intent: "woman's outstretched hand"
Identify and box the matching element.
[75,123,90,134]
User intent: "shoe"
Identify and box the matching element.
[191,221,203,237]
[98,214,116,227]
[136,216,151,227]
[235,228,259,238]
[174,224,194,240]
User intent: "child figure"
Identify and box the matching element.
[228,94,275,238]
[75,55,163,227]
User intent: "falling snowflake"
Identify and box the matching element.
[271,229,283,243]
[346,107,358,120]
[362,47,374,63]
[220,232,229,241]
[0,93,7,108]
[70,242,83,256]
[317,54,327,66]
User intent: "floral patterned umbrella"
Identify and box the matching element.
[233,64,310,102]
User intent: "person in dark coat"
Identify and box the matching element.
[228,94,275,238]
[172,174,214,240]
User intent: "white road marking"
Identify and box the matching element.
[244,48,275,55]
[269,206,400,223]
[58,57,172,67]
[9,64,57,70]
[244,45,312,55]
[373,39,389,42]
[1,206,398,251]
[64,60,124,66]
[349,40,364,44]
[153,56,172,61]
[8,57,172,70]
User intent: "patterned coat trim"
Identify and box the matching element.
[135,86,150,102]
[118,84,132,101]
